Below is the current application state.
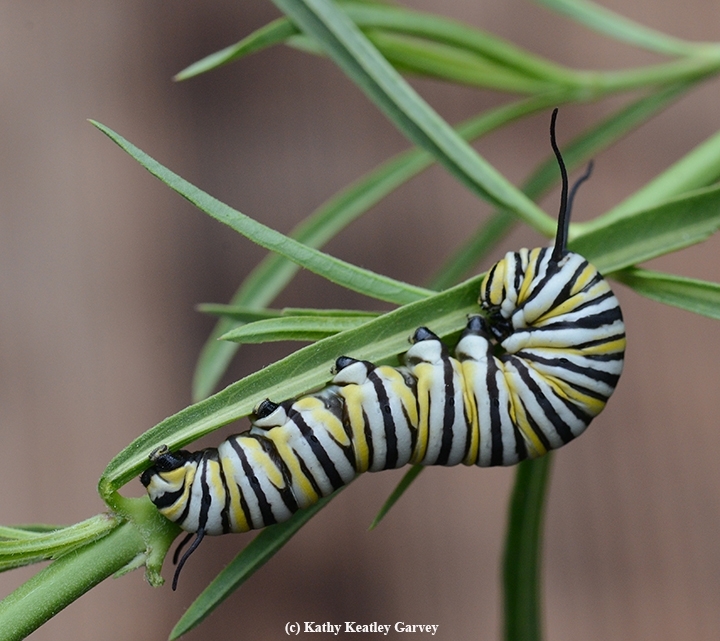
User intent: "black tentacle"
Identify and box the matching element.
[172,528,206,591]
[550,108,570,263]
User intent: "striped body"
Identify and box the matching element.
[141,248,625,537]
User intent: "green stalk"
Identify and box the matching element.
[570,52,720,96]
[536,0,706,57]
[503,455,553,641]
[0,521,144,641]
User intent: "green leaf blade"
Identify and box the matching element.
[174,18,298,81]
[581,123,720,234]
[503,455,553,641]
[0,516,118,573]
[90,120,432,307]
[169,492,340,640]
[196,304,283,323]
[614,267,720,319]
[219,315,372,344]
[365,30,558,93]
[536,0,701,56]
[571,184,720,274]
[369,464,423,530]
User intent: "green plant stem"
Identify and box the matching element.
[0,521,143,641]
[503,454,553,641]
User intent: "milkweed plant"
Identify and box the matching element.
[3,0,720,639]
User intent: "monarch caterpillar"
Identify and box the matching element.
[141,109,625,590]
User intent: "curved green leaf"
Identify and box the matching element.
[369,464,423,529]
[175,1,578,85]
[614,267,720,319]
[572,184,720,273]
[503,455,553,641]
[219,314,372,343]
[169,491,340,640]
[198,303,377,321]
[196,304,283,323]
[0,516,118,573]
[90,121,432,307]
[364,30,557,93]
[0,525,63,540]
[174,17,296,81]
[536,0,703,56]
[580,124,720,234]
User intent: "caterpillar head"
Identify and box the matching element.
[141,445,210,590]
[140,445,199,510]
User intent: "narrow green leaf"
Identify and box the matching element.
[174,18,296,81]
[271,0,557,236]
[196,304,282,322]
[364,30,557,93]
[571,184,720,274]
[198,303,378,321]
[369,464,423,529]
[192,95,560,401]
[99,276,481,496]
[0,525,62,540]
[536,0,703,56]
[614,267,720,319]
[219,315,372,343]
[282,307,378,317]
[90,121,433,307]
[341,2,576,83]
[580,123,720,234]
[503,455,553,641]
[583,55,720,95]
[169,491,340,640]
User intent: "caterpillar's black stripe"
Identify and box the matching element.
[287,408,346,492]
[437,354,457,466]
[485,352,505,467]
[369,368,400,469]
[140,111,626,590]
[229,438,277,528]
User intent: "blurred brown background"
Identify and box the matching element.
[2,1,720,639]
